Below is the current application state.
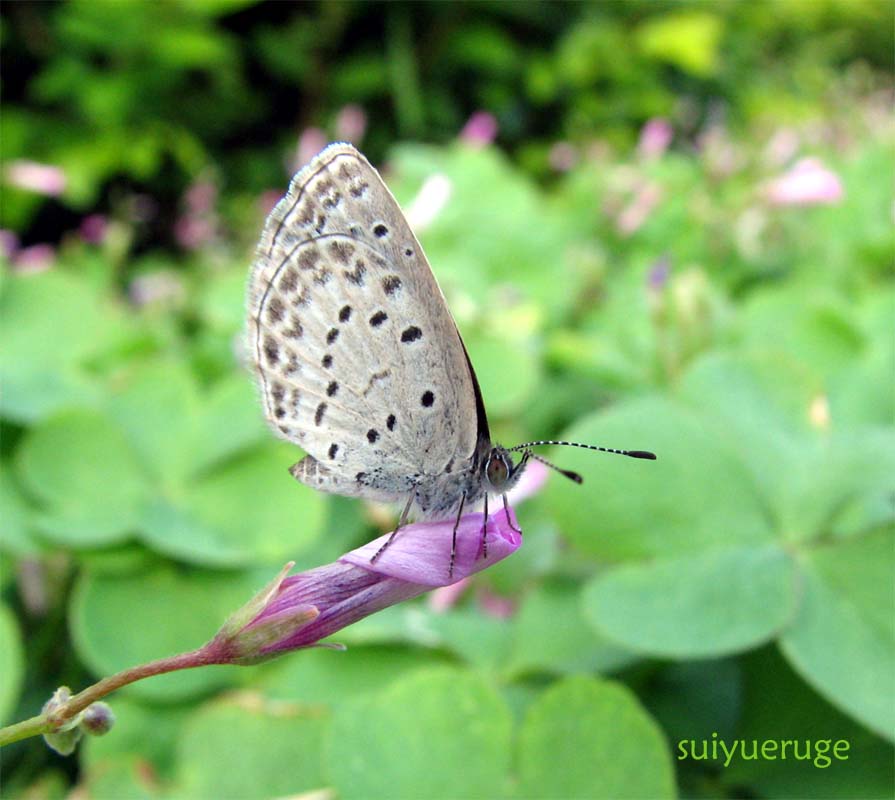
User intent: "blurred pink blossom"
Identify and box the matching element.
[259,189,282,218]
[637,118,673,160]
[184,180,217,215]
[460,111,498,147]
[765,158,844,206]
[616,183,662,236]
[0,229,20,259]
[698,125,744,178]
[14,244,55,273]
[477,588,517,619]
[79,214,108,245]
[763,128,800,167]
[175,177,219,250]
[5,160,67,196]
[174,216,215,250]
[548,142,579,172]
[335,104,367,144]
[429,577,470,612]
[295,128,328,172]
[506,459,549,506]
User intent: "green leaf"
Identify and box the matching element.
[677,353,894,542]
[582,544,797,658]
[506,578,637,679]
[0,363,100,425]
[326,666,512,800]
[173,696,328,799]
[723,646,895,799]
[780,529,895,742]
[189,373,268,475]
[0,269,122,423]
[16,409,149,547]
[547,397,773,560]
[83,696,191,780]
[257,644,450,706]
[70,564,261,701]
[517,676,675,799]
[0,604,24,723]
[0,466,40,556]
[465,326,539,418]
[78,755,162,800]
[636,10,723,77]
[0,268,117,370]
[177,443,326,565]
[106,360,202,486]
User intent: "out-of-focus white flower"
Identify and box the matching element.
[765,158,844,206]
[5,160,67,196]
[404,173,452,232]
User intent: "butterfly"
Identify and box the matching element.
[247,143,655,575]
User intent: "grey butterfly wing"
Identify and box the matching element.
[247,143,480,504]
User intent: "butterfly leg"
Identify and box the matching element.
[449,492,468,580]
[481,493,489,560]
[370,491,415,563]
[502,493,521,534]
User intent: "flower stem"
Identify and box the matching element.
[0,644,226,747]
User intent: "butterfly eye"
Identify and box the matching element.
[486,451,510,489]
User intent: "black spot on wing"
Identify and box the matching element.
[401,326,422,343]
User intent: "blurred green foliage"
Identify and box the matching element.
[1,1,894,799]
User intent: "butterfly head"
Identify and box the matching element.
[484,446,525,493]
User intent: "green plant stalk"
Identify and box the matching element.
[0,645,225,747]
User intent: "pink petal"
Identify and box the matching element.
[294,128,328,173]
[638,118,673,160]
[429,577,471,612]
[765,158,844,206]
[5,160,67,196]
[79,214,108,244]
[14,244,55,273]
[341,508,522,587]
[460,111,498,147]
[335,104,367,144]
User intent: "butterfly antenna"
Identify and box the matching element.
[527,452,583,484]
[509,440,657,461]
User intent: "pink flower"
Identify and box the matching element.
[294,128,328,172]
[763,129,800,168]
[765,158,844,206]
[213,509,523,663]
[5,160,67,196]
[14,244,55,273]
[637,118,673,160]
[174,216,215,250]
[184,180,217,215]
[548,142,579,173]
[429,461,549,613]
[0,229,20,260]
[460,111,498,147]
[335,104,367,144]
[616,183,662,236]
[79,214,108,245]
